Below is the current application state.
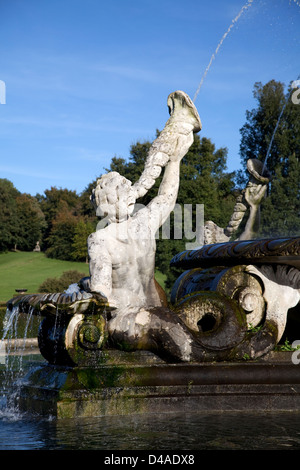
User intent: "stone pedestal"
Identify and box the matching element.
[14,351,300,419]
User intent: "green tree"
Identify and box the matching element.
[79,181,97,219]
[179,135,235,227]
[0,179,20,251]
[0,179,46,252]
[239,79,300,237]
[45,201,79,260]
[15,193,46,251]
[72,219,95,262]
[37,187,80,250]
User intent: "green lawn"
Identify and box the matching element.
[155,270,167,290]
[0,251,167,303]
[0,251,90,303]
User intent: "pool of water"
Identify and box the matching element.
[1,408,300,450]
[1,354,300,450]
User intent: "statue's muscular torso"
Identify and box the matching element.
[88,210,162,312]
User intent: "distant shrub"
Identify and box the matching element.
[38,270,87,293]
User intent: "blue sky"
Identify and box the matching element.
[0,0,299,196]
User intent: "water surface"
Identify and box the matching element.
[1,409,300,450]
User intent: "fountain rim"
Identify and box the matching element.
[170,235,300,270]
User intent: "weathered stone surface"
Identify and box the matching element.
[15,353,300,418]
[205,158,270,243]
[245,264,300,341]
[6,290,110,316]
[171,236,300,270]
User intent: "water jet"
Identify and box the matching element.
[193,0,254,102]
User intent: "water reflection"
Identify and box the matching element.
[1,411,300,450]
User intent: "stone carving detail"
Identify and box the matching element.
[7,289,111,366]
[171,264,265,330]
[204,158,271,244]
[170,237,300,360]
[171,236,300,270]
[245,264,300,342]
[132,91,202,200]
[7,289,109,316]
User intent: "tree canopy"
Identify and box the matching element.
[0,179,46,252]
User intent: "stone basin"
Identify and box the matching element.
[171,236,300,270]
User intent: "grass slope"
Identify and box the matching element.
[0,251,167,303]
[0,251,90,303]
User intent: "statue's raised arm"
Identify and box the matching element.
[133,90,201,200]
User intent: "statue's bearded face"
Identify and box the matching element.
[92,172,136,222]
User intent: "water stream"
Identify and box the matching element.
[193,0,300,103]
[193,0,254,103]
[262,74,300,172]
[0,306,40,417]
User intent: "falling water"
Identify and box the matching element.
[262,74,300,172]
[262,102,288,172]
[193,0,254,103]
[0,305,36,415]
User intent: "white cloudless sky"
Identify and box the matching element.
[0,0,299,195]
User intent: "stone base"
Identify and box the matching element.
[14,351,300,419]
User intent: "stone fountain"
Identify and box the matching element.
[5,91,300,418]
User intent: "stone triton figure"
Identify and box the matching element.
[87,91,206,362]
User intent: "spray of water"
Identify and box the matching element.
[193,0,254,102]
[290,0,300,8]
[262,74,300,172]
[0,305,36,417]
[262,102,288,172]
